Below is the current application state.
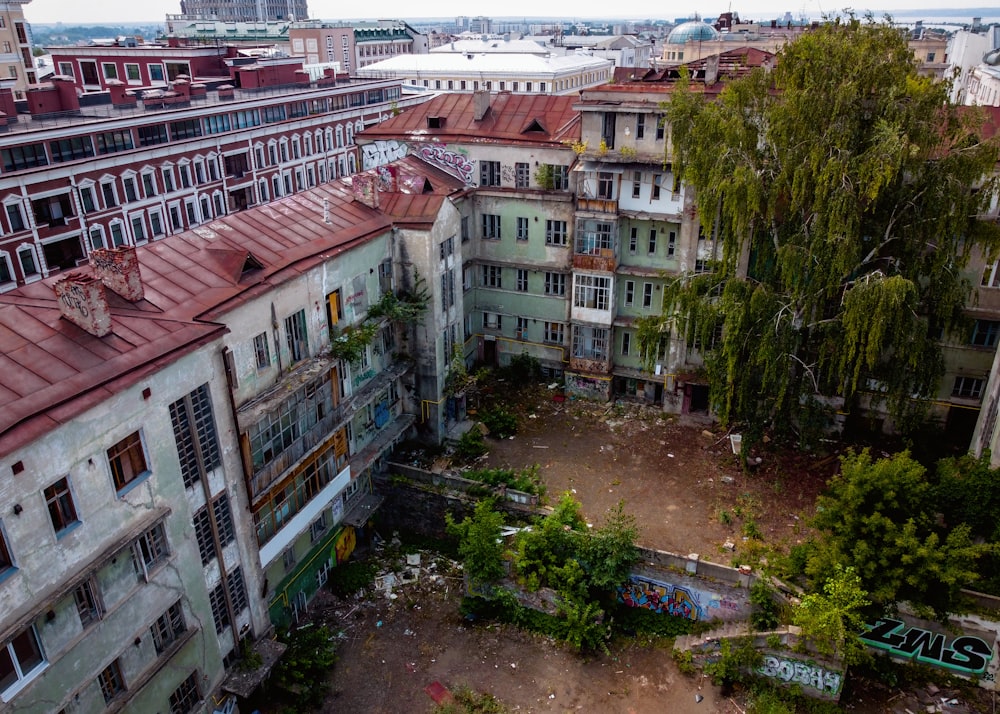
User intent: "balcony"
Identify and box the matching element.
[576,196,618,214]
[240,354,411,501]
[349,412,415,477]
[572,248,617,273]
[569,354,613,375]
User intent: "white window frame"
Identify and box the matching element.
[16,244,39,281]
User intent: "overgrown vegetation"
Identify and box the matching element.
[649,17,1000,449]
[271,625,338,710]
[448,495,640,653]
[792,565,870,665]
[454,427,488,461]
[480,407,518,439]
[327,561,377,598]
[461,466,544,496]
[434,686,509,714]
[330,272,429,362]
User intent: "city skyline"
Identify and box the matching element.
[24,0,998,27]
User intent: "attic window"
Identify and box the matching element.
[523,119,546,134]
[242,252,264,276]
[422,178,433,193]
[427,116,445,129]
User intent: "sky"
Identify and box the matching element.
[23,0,995,25]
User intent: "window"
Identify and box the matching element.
[516,269,528,292]
[545,220,567,246]
[479,160,501,187]
[169,119,201,141]
[49,137,94,162]
[655,114,665,140]
[516,316,528,338]
[95,131,134,155]
[141,172,156,197]
[636,113,645,139]
[101,63,118,80]
[123,177,138,202]
[209,584,229,634]
[149,210,164,237]
[285,309,308,363]
[621,331,632,356]
[169,671,200,714]
[0,254,11,285]
[481,214,501,240]
[972,320,1000,348]
[100,181,117,208]
[544,321,564,344]
[624,280,635,306]
[632,171,642,198]
[125,63,140,82]
[549,165,569,190]
[79,186,96,213]
[73,579,102,628]
[482,264,502,288]
[6,203,24,231]
[89,226,105,251]
[642,282,654,309]
[213,495,235,548]
[254,333,270,369]
[572,325,610,361]
[667,230,677,257]
[130,215,146,244]
[137,124,168,147]
[515,162,530,189]
[439,236,454,262]
[0,627,45,698]
[629,227,638,254]
[516,216,529,241]
[983,260,1000,288]
[575,220,615,254]
[148,63,164,82]
[310,512,328,542]
[97,659,126,704]
[110,222,125,247]
[648,229,657,254]
[441,269,455,310]
[652,174,662,200]
[108,431,148,493]
[17,246,37,278]
[44,477,77,535]
[162,167,175,193]
[227,566,248,613]
[574,274,611,311]
[192,507,214,565]
[544,272,566,296]
[170,384,220,489]
[151,601,185,655]
[953,376,985,399]
[461,216,470,243]
[0,143,47,172]
[133,522,169,578]
[483,312,501,330]
[597,172,615,200]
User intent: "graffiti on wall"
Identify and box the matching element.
[618,575,740,622]
[756,654,844,696]
[415,142,474,185]
[565,373,609,399]
[362,139,408,170]
[860,618,995,677]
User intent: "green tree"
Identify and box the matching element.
[652,17,1000,443]
[446,499,507,584]
[808,450,982,616]
[793,565,870,664]
[272,625,338,709]
[581,500,640,590]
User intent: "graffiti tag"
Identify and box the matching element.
[618,576,707,621]
[361,139,408,170]
[860,618,994,675]
[757,655,843,695]
[415,143,474,185]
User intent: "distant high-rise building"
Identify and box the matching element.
[0,0,37,100]
[178,0,307,22]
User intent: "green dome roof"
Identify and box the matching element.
[667,20,721,44]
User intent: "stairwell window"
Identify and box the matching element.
[285,309,309,364]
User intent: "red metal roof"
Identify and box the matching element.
[360,91,581,146]
[0,157,464,457]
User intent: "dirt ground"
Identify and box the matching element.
[307,386,987,713]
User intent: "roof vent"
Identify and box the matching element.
[473,90,491,121]
[427,116,445,129]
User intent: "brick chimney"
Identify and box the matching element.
[55,273,112,337]
[90,246,144,302]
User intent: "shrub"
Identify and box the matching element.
[455,427,488,461]
[328,561,376,598]
[750,580,781,631]
[481,407,518,438]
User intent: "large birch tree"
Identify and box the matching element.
[648,17,1000,443]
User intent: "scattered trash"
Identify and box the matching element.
[404,629,415,636]
[667,453,674,458]
[376,621,383,628]
[695,693,704,703]
[406,553,421,567]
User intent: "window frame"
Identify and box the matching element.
[107,430,150,495]
[43,476,78,536]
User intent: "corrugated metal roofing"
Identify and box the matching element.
[0,156,464,457]
[360,91,581,146]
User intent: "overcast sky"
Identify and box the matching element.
[24,0,991,25]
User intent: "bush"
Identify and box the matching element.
[481,407,518,438]
[462,466,543,495]
[328,561,376,598]
[455,427,488,461]
[499,352,542,383]
[271,625,338,709]
[750,580,781,631]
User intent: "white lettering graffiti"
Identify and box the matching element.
[757,655,843,695]
[415,143,474,185]
[362,140,408,170]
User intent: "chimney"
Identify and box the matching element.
[473,89,491,120]
[55,273,112,337]
[704,54,719,87]
[90,246,145,302]
[351,172,380,209]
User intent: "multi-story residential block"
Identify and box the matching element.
[0,152,468,711]
[358,91,581,381]
[0,247,269,713]
[0,0,35,100]
[289,20,428,76]
[0,48,430,288]
[179,0,307,22]
[356,50,613,95]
